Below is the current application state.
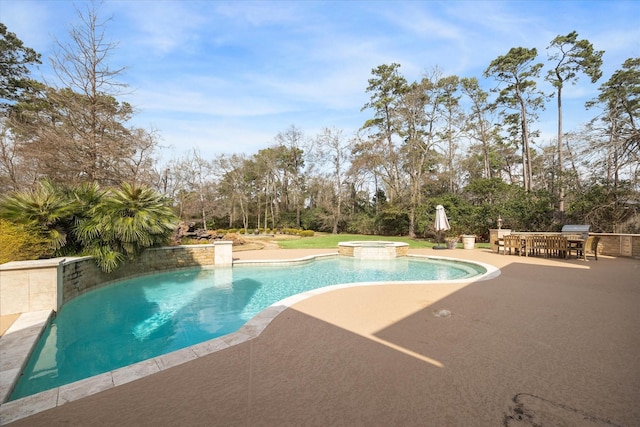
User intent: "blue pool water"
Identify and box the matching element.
[10,256,485,400]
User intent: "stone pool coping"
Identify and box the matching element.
[0,311,53,404]
[0,253,498,424]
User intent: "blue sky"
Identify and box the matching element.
[2,0,639,163]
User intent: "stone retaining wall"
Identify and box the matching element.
[60,244,219,306]
[594,233,640,258]
[0,243,232,316]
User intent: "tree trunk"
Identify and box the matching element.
[519,94,533,191]
[200,193,207,230]
[408,205,416,238]
[557,85,565,215]
[333,178,342,234]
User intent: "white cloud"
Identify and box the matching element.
[214,1,304,27]
[117,3,211,55]
[382,2,464,41]
[133,85,293,118]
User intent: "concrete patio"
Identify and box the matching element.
[2,248,639,426]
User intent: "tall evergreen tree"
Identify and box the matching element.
[0,23,41,106]
[587,58,640,187]
[361,63,408,201]
[546,31,604,215]
[0,24,43,191]
[485,47,546,192]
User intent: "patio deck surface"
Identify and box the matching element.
[2,248,639,426]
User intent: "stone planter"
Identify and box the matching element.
[462,235,476,250]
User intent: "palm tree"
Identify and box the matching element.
[76,183,178,272]
[2,180,178,272]
[0,179,78,252]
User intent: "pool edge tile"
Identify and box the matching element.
[155,347,198,371]
[0,368,20,404]
[191,338,231,357]
[0,310,52,406]
[58,372,113,405]
[112,359,161,386]
[221,331,253,347]
[0,388,58,425]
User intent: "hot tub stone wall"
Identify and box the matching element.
[397,245,409,257]
[338,246,355,257]
[338,241,409,259]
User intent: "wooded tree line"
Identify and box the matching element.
[1,6,638,242]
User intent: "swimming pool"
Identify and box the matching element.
[10,255,487,400]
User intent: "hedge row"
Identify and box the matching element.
[213,228,314,237]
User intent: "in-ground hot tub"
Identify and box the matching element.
[338,241,409,259]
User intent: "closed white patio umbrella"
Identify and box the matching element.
[434,205,450,249]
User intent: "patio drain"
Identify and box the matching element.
[432,309,452,318]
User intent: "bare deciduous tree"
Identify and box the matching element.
[9,2,159,187]
[312,127,352,234]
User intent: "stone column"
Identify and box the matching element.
[489,229,512,253]
[0,258,64,315]
[214,241,233,266]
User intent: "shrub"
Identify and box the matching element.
[282,227,303,235]
[0,219,52,263]
[222,232,246,246]
[299,230,315,237]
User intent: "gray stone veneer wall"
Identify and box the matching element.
[60,244,218,306]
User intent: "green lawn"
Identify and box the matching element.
[277,233,439,249]
[275,233,491,250]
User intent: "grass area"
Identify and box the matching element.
[273,233,491,250]
[277,233,439,249]
[191,233,490,251]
